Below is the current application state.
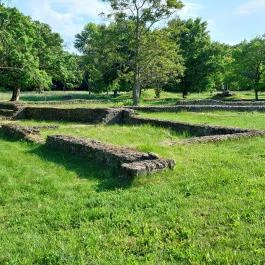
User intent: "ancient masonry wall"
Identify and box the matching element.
[174,99,265,106]
[122,111,250,137]
[16,107,125,124]
[46,135,175,178]
[0,124,41,142]
[129,105,265,112]
[0,124,175,177]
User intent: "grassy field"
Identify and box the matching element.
[17,122,190,150]
[139,111,265,130]
[1,110,265,264]
[1,90,265,108]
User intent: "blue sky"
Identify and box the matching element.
[8,0,265,52]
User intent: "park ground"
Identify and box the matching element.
[0,90,265,264]
[0,89,265,107]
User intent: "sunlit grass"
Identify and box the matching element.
[1,108,265,263]
[139,111,265,130]
[1,90,264,108]
[0,129,265,263]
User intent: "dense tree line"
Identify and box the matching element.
[0,3,82,101]
[1,0,265,103]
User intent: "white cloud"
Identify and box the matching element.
[179,1,203,18]
[9,0,110,51]
[239,0,265,15]
[9,0,204,52]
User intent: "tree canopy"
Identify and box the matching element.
[0,4,82,100]
[0,1,265,102]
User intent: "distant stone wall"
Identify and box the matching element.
[46,135,175,178]
[179,131,265,144]
[175,99,265,106]
[130,105,265,112]
[123,111,250,137]
[0,102,22,111]
[17,107,125,124]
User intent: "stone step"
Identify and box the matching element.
[0,115,8,120]
[0,102,21,111]
[0,109,15,117]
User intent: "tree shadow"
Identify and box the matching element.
[143,98,177,106]
[20,92,132,104]
[28,145,134,192]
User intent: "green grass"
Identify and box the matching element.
[139,111,265,130]
[10,121,189,151]
[1,111,265,263]
[0,125,265,263]
[1,90,264,108]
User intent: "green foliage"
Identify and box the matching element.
[167,18,217,95]
[75,22,131,94]
[0,5,51,91]
[140,29,184,98]
[232,37,265,93]
[0,4,82,100]
[104,0,184,105]
[1,1,265,101]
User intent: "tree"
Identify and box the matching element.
[232,37,265,100]
[75,22,132,95]
[104,0,183,105]
[0,5,52,100]
[0,4,82,101]
[168,18,215,98]
[141,29,184,98]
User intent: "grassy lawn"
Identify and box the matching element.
[0,125,265,263]
[1,90,264,108]
[13,121,189,151]
[1,108,265,263]
[139,111,265,130]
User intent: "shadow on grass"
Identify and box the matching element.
[143,98,178,106]
[20,92,132,104]
[28,144,135,192]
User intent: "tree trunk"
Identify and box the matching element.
[133,80,140,105]
[255,89,259,101]
[182,90,188,99]
[133,14,141,106]
[182,78,188,99]
[10,88,20,101]
[113,90,118,97]
[133,64,140,105]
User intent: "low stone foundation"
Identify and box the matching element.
[16,107,125,124]
[0,102,23,120]
[175,99,265,106]
[179,131,265,144]
[0,124,41,142]
[46,135,175,177]
[130,105,265,112]
[0,102,22,111]
[123,111,250,137]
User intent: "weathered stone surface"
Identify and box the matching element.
[46,135,175,177]
[121,159,176,177]
[18,107,125,124]
[0,102,25,120]
[175,99,265,106]
[129,105,265,112]
[0,124,41,142]
[123,111,250,137]
[0,109,15,117]
[179,131,265,144]
[0,102,22,111]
